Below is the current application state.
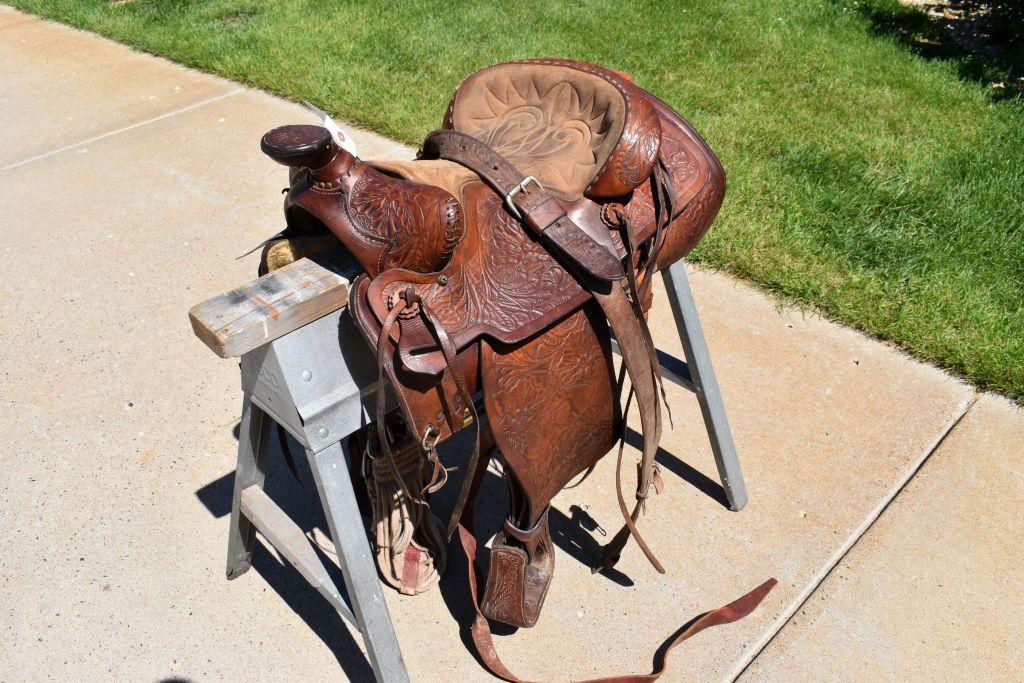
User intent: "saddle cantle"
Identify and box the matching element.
[260,59,772,681]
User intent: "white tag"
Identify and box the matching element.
[303,100,359,158]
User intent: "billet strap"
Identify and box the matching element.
[420,130,624,283]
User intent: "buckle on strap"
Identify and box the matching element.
[504,176,544,220]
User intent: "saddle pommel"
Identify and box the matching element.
[261,124,347,172]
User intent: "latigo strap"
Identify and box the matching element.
[421,130,625,283]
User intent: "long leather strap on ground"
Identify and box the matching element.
[458,517,776,683]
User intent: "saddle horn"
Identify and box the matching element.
[261,124,355,181]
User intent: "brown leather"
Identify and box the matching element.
[441,60,662,200]
[459,518,777,683]
[420,130,625,282]
[269,131,465,278]
[260,59,769,681]
[480,514,554,628]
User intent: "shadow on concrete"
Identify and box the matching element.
[194,432,376,682]
[194,415,722,676]
[624,427,731,510]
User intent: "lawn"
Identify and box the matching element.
[11,0,1023,400]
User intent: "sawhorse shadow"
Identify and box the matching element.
[195,426,376,682]
[194,420,728,676]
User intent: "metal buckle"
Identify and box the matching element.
[504,176,544,220]
[420,424,441,452]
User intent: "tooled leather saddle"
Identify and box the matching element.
[259,60,773,681]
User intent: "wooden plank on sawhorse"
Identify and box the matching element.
[188,257,351,358]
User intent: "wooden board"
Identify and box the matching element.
[189,258,350,358]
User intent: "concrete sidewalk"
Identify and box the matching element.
[1,7,1020,681]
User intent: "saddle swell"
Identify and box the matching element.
[260,59,769,682]
[264,124,466,278]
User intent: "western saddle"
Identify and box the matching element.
[258,59,772,681]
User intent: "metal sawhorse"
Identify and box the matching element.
[189,257,746,683]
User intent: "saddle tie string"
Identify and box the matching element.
[594,382,665,576]
[372,297,448,576]
[606,205,675,431]
[594,190,683,575]
[641,160,680,427]
[391,286,484,540]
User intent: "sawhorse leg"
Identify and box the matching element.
[225,397,408,682]
[662,262,748,511]
[226,394,272,579]
[306,440,409,683]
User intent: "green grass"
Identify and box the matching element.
[11,0,1023,400]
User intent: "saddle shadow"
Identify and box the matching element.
[194,430,376,683]
[623,427,731,510]
[548,506,633,587]
[195,422,648,674]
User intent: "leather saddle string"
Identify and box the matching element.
[590,282,664,573]
[413,293,483,539]
[590,213,669,574]
[592,159,683,572]
[596,163,682,572]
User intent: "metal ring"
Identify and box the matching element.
[420,424,440,452]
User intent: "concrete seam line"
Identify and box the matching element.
[0,88,245,172]
[723,391,979,682]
